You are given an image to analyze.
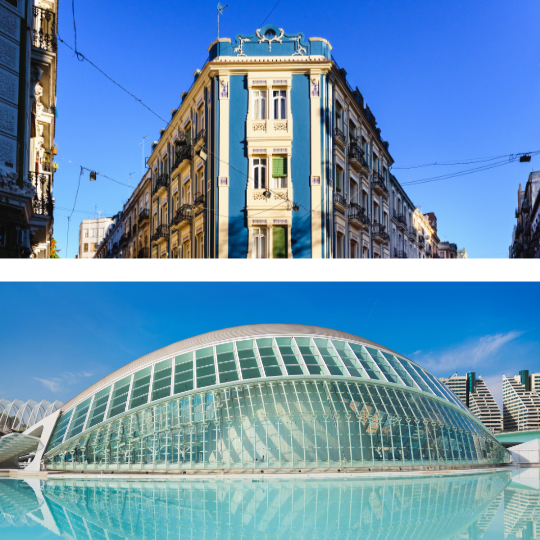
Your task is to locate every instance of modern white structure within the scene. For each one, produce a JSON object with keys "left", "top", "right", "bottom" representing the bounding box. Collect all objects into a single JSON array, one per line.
[
  {"left": 0, "top": 398, "right": 62, "bottom": 434},
  {"left": 77, "top": 217, "right": 114, "bottom": 259}
]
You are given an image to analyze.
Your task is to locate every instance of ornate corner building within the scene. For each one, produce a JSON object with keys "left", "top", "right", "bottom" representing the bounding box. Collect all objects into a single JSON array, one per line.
[
  {"left": 510, "top": 171, "right": 540, "bottom": 259},
  {"left": 96, "top": 25, "right": 461, "bottom": 259},
  {"left": 0, "top": 0, "right": 57, "bottom": 258}
]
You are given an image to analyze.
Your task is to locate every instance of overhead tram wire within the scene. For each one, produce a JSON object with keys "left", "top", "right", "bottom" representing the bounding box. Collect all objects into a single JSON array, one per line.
[{"left": 260, "top": 0, "right": 282, "bottom": 27}]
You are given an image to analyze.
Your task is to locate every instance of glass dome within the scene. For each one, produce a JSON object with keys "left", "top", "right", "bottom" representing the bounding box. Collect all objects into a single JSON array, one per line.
[{"left": 42, "top": 325, "right": 510, "bottom": 470}]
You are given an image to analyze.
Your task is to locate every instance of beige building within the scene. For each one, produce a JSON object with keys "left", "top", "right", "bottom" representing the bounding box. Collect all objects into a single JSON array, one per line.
[
  {"left": 440, "top": 372, "right": 502, "bottom": 434},
  {"left": 78, "top": 218, "right": 113, "bottom": 259},
  {"left": 503, "top": 370, "right": 540, "bottom": 432}
]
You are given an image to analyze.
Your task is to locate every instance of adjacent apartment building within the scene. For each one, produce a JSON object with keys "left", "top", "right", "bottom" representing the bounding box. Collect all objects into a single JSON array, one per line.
[
  {"left": 0, "top": 0, "right": 57, "bottom": 258},
  {"left": 510, "top": 171, "right": 540, "bottom": 259},
  {"left": 440, "top": 372, "right": 503, "bottom": 434},
  {"left": 77, "top": 217, "right": 113, "bottom": 259},
  {"left": 503, "top": 370, "right": 540, "bottom": 432},
  {"left": 95, "top": 24, "right": 460, "bottom": 259}
]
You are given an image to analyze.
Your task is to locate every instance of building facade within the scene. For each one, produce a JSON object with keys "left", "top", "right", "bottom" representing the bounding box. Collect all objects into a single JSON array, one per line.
[
  {"left": 440, "top": 373, "right": 502, "bottom": 434},
  {"left": 510, "top": 171, "right": 540, "bottom": 258},
  {"left": 439, "top": 242, "right": 458, "bottom": 259},
  {"left": 94, "top": 25, "right": 459, "bottom": 259},
  {"left": 0, "top": 0, "right": 57, "bottom": 258},
  {"left": 77, "top": 217, "right": 113, "bottom": 259},
  {"left": 39, "top": 324, "right": 508, "bottom": 472},
  {"left": 503, "top": 370, "right": 540, "bottom": 432}
]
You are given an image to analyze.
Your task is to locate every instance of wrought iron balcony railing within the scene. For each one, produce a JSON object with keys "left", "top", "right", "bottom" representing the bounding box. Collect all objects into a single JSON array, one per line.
[
  {"left": 372, "top": 171, "right": 389, "bottom": 197},
  {"left": 372, "top": 223, "right": 390, "bottom": 243},
  {"left": 194, "top": 129, "right": 206, "bottom": 147},
  {"left": 408, "top": 227, "right": 417, "bottom": 240},
  {"left": 193, "top": 192, "right": 205, "bottom": 207},
  {"left": 152, "top": 173, "right": 169, "bottom": 197},
  {"left": 333, "top": 127, "right": 346, "bottom": 146},
  {"left": 137, "top": 247, "right": 149, "bottom": 259},
  {"left": 334, "top": 191, "right": 346, "bottom": 209},
  {"left": 119, "top": 232, "right": 129, "bottom": 247},
  {"left": 151, "top": 224, "right": 169, "bottom": 242},
  {"left": 394, "top": 249, "right": 408, "bottom": 259},
  {"left": 29, "top": 172, "right": 53, "bottom": 216},
  {"left": 171, "top": 145, "right": 193, "bottom": 171},
  {"left": 32, "top": 6, "right": 57, "bottom": 52},
  {"left": 138, "top": 208, "right": 149, "bottom": 224},
  {"left": 172, "top": 204, "right": 193, "bottom": 226},
  {"left": 348, "top": 143, "right": 368, "bottom": 169},
  {"left": 348, "top": 203, "right": 370, "bottom": 227},
  {"left": 111, "top": 243, "right": 119, "bottom": 255},
  {"left": 418, "top": 234, "right": 425, "bottom": 246}
]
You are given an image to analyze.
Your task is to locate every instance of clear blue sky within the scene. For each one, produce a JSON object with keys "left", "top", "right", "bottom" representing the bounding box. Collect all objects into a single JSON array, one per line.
[
  {"left": 50, "top": 0, "right": 540, "bottom": 258},
  {"left": 1, "top": 282, "right": 539, "bottom": 408}
]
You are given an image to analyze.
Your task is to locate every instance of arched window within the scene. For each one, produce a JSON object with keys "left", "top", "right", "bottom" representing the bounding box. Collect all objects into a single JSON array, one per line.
[
  {"left": 253, "top": 158, "right": 267, "bottom": 189},
  {"left": 273, "top": 90, "right": 287, "bottom": 119},
  {"left": 252, "top": 90, "right": 267, "bottom": 120}
]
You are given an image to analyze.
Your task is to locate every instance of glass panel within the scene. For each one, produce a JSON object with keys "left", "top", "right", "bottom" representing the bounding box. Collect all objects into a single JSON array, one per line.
[
  {"left": 347, "top": 343, "right": 385, "bottom": 380},
  {"left": 332, "top": 341, "right": 365, "bottom": 378},
  {"left": 236, "top": 340, "right": 262, "bottom": 379},
  {"left": 151, "top": 359, "right": 172, "bottom": 402},
  {"left": 196, "top": 346, "right": 216, "bottom": 388},
  {"left": 313, "top": 338, "right": 346, "bottom": 376},
  {"left": 65, "top": 397, "right": 92, "bottom": 441},
  {"left": 255, "top": 338, "right": 282, "bottom": 377},
  {"left": 394, "top": 357, "right": 432, "bottom": 394},
  {"left": 107, "top": 375, "right": 132, "bottom": 419},
  {"left": 295, "top": 337, "right": 326, "bottom": 375},
  {"left": 380, "top": 352, "right": 416, "bottom": 388},
  {"left": 216, "top": 342, "right": 240, "bottom": 383},
  {"left": 129, "top": 366, "right": 152, "bottom": 410},
  {"left": 174, "top": 352, "right": 194, "bottom": 395},
  {"left": 364, "top": 346, "right": 404, "bottom": 385},
  {"left": 275, "top": 337, "right": 305, "bottom": 376},
  {"left": 45, "top": 409, "right": 73, "bottom": 451},
  {"left": 86, "top": 385, "right": 111, "bottom": 428}
]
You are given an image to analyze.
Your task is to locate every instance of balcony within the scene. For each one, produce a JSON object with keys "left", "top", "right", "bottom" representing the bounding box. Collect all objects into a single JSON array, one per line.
[
  {"left": 171, "top": 145, "right": 193, "bottom": 172},
  {"left": 138, "top": 208, "right": 149, "bottom": 225},
  {"left": 393, "top": 210, "right": 407, "bottom": 231},
  {"left": 372, "top": 223, "right": 390, "bottom": 244},
  {"left": 372, "top": 171, "right": 389, "bottom": 198},
  {"left": 418, "top": 235, "right": 425, "bottom": 247},
  {"left": 32, "top": 6, "right": 57, "bottom": 52},
  {"left": 348, "top": 143, "right": 368, "bottom": 172},
  {"left": 193, "top": 129, "right": 206, "bottom": 150},
  {"left": 408, "top": 227, "right": 417, "bottom": 241},
  {"left": 193, "top": 192, "right": 205, "bottom": 208},
  {"left": 348, "top": 203, "right": 370, "bottom": 230},
  {"left": 394, "top": 249, "right": 408, "bottom": 259},
  {"left": 111, "top": 243, "right": 119, "bottom": 256},
  {"left": 119, "top": 231, "right": 130, "bottom": 247},
  {"left": 152, "top": 174, "right": 169, "bottom": 198},
  {"left": 333, "top": 127, "right": 346, "bottom": 150},
  {"left": 151, "top": 224, "right": 169, "bottom": 243},
  {"left": 334, "top": 191, "right": 346, "bottom": 212},
  {"left": 171, "top": 204, "right": 193, "bottom": 228},
  {"left": 29, "top": 172, "right": 53, "bottom": 217},
  {"left": 137, "top": 247, "right": 150, "bottom": 259}
]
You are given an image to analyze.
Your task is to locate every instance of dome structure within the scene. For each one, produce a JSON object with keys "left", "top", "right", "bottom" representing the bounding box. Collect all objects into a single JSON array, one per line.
[
  {"left": 42, "top": 325, "right": 510, "bottom": 471},
  {"left": 0, "top": 399, "right": 62, "bottom": 435}
]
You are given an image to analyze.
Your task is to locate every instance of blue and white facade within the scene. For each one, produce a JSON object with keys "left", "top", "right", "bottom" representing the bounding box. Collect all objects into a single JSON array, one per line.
[{"left": 139, "top": 25, "right": 424, "bottom": 258}]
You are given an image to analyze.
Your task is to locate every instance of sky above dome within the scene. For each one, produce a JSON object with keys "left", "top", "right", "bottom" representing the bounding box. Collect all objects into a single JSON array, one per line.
[
  {"left": 50, "top": 0, "right": 540, "bottom": 258},
  {"left": 1, "top": 282, "right": 538, "bottom": 409}
]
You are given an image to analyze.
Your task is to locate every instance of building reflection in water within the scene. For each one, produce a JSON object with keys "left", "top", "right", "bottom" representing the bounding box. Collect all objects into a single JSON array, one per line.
[{"left": 1, "top": 471, "right": 539, "bottom": 539}]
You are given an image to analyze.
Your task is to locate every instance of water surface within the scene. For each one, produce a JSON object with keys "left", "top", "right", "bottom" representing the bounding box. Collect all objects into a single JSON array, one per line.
[{"left": 0, "top": 469, "right": 538, "bottom": 539}]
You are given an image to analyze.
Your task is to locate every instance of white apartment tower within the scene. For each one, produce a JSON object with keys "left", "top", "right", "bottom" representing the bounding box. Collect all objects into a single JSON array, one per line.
[
  {"left": 503, "top": 370, "right": 540, "bottom": 432},
  {"left": 78, "top": 218, "right": 113, "bottom": 259},
  {"left": 440, "top": 372, "right": 503, "bottom": 434}
]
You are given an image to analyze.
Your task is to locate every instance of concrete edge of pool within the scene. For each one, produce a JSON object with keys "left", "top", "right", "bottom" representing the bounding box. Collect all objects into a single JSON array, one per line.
[{"left": 1, "top": 464, "right": 521, "bottom": 481}]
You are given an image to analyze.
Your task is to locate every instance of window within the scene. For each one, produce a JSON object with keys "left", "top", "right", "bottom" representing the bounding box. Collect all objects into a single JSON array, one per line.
[
  {"left": 197, "top": 235, "right": 204, "bottom": 259},
  {"left": 336, "top": 167, "right": 343, "bottom": 192},
  {"left": 253, "top": 158, "right": 267, "bottom": 189},
  {"left": 350, "top": 179, "right": 358, "bottom": 203},
  {"left": 272, "top": 157, "right": 287, "bottom": 188},
  {"left": 273, "top": 90, "right": 287, "bottom": 119},
  {"left": 336, "top": 232, "right": 344, "bottom": 258},
  {"left": 84, "top": 243, "right": 88, "bottom": 252},
  {"left": 91, "top": 243, "right": 97, "bottom": 251},
  {"left": 273, "top": 227, "right": 287, "bottom": 258},
  {"left": 252, "top": 228, "right": 267, "bottom": 259},
  {"left": 184, "top": 241, "right": 191, "bottom": 259},
  {"left": 350, "top": 240, "right": 358, "bottom": 258},
  {"left": 252, "top": 90, "right": 267, "bottom": 120},
  {"left": 84, "top": 230, "right": 89, "bottom": 238}
]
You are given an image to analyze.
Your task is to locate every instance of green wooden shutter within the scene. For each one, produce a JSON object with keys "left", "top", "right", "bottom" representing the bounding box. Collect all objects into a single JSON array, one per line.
[
  {"left": 273, "top": 227, "right": 287, "bottom": 259},
  {"left": 272, "top": 157, "right": 287, "bottom": 178}
]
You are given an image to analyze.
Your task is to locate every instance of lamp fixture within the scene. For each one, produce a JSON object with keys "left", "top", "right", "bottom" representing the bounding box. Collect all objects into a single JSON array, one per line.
[
  {"left": 520, "top": 154, "right": 531, "bottom": 163},
  {"left": 263, "top": 189, "right": 271, "bottom": 199},
  {"left": 90, "top": 171, "right": 97, "bottom": 181}
]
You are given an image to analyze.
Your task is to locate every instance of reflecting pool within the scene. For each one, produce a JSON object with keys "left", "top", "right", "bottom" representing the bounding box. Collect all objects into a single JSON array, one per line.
[{"left": 0, "top": 469, "right": 539, "bottom": 539}]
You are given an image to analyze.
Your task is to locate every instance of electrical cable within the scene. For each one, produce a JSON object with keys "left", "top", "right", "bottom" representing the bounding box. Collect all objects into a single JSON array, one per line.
[
  {"left": 260, "top": 0, "right": 282, "bottom": 27},
  {"left": 392, "top": 152, "right": 532, "bottom": 170}
]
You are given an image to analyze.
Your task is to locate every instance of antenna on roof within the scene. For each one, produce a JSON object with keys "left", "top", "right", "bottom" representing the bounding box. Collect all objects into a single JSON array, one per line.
[{"left": 217, "top": 3, "right": 228, "bottom": 39}]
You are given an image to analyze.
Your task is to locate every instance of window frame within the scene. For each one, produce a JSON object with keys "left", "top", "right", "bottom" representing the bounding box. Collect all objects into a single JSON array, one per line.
[
  {"left": 252, "top": 157, "right": 267, "bottom": 189},
  {"left": 252, "top": 89, "right": 267, "bottom": 120},
  {"left": 252, "top": 227, "right": 267, "bottom": 259},
  {"left": 272, "top": 89, "right": 287, "bottom": 120}
]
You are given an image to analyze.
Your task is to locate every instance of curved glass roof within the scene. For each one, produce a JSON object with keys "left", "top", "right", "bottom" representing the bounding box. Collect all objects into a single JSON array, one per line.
[
  {"left": 47, "top": 326, "right": 476, "bottom": 452},
  {"left": 0, "top": 399, "right": 62, "bottom": 434}
]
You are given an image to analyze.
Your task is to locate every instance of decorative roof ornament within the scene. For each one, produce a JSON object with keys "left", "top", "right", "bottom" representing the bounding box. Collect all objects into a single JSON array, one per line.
[{"left": 256, "top": 27, "right": 284, "bottom": 52}]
